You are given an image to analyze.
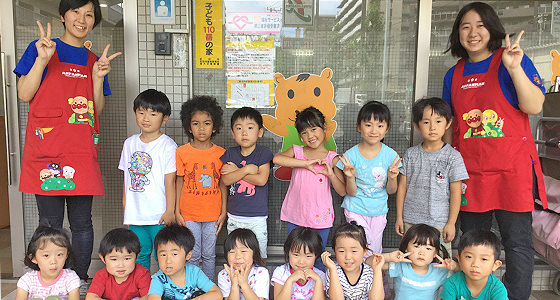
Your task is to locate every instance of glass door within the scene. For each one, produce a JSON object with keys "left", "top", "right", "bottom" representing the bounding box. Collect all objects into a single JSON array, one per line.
[{"left": 189, "top": 0, "right": 420, "bottom": 248}]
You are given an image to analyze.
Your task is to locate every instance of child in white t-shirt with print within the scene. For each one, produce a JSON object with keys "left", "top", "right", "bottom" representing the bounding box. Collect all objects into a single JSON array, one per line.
[
  {"left": 218, "top": 229, "right": 270, "bottom": 300},
  {"left": 119, "top": 89, "right": 177, "bottom": 271}
]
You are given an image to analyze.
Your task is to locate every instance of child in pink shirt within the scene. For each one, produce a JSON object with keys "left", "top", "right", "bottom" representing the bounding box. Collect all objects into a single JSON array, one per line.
[{"left": 273, "top": 107, "right": 346, "bottom": 270}]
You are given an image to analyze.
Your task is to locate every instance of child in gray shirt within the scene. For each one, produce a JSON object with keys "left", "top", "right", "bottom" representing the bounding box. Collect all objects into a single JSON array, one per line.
[{"left": 395, "top": 97, "right": 469, "bottom": 255}]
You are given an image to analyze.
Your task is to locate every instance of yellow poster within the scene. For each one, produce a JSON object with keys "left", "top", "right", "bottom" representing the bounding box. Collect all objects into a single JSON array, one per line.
[
  {"left": 195, "top": 0, "right": 223, "bottom": 68},
  {"left": 226, "top": 36, "right": 275, "bottom": 107}
]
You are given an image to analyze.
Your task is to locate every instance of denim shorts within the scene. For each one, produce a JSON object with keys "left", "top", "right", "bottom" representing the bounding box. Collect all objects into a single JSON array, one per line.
[{"left": 227, "top": 218, "right": 268, "bottom": 258}]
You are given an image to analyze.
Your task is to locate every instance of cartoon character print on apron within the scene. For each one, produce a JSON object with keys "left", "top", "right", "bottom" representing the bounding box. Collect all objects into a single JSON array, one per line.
[
  {"left": 19, "top": 50, "right": 104, "bottom": 195},
  {"left": 450, "top": 48, "right": 547, "bottom": 212}
]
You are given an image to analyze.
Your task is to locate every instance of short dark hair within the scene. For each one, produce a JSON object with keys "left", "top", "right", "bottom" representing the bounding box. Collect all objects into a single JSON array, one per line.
[
  {"left": 154, "top": 224, "right": 195, "bottom": 254},
  {"left": 25, "top": 224, "right": 76, "bottom": 271},
  {"left": 180, "top": 95, "right": 223, "bottom": 139},
  {"left": 283, "top": 227, "right": 322, "bottom": 262},
  {"left": 224, "top": 228, "right": 265, "bottom": 267},
  {"left": 357, "top": 101, "right": 391, "bottom": 129},
  {"left": 399, "top": 223, "right": 450, "bottom": 259},
  {"left": 59, "top": 0, "right": 102, "bottom": 29},
  {"left": 332, "top": 221, "right": 368, "bottom": 251},
  {"left": 446, "top": 2, "right": 505, "bottom": 59},
  {"left": 231, "top": 107, "right": 263, "bottom": 129},
  {"left": 412, "top": 97, "right": 452, "bottom": 125},
  {"left": 457, "top": 229, "right": 501, "bottom": 260},
  {"left": 295, "top": 106, "right": 326, "bottom": 133},
  {"left": 133, "top": 89, "right": 171, "bottom": 116},
  {"left": 98, "top": 228, "right": 141, "bottom": 257}
]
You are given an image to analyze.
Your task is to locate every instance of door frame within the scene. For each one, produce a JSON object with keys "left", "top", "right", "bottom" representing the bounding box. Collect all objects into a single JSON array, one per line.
[{"left": 0, "top": 0, "right": 26, "bottom": 277}]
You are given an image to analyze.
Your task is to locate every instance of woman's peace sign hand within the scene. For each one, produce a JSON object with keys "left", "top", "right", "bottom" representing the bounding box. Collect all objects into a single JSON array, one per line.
[
  {"left": 35, "top": 21, "right": 56, "bottom": 63},
  {"left": 502, "top": 30, "right": 525, "bottom": 71},
  {"left": 92, "top": 44, "right": 122, "bottom": 80}
]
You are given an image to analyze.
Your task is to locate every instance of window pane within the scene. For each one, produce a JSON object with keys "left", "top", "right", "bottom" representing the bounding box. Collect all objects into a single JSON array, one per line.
[{"left": 193, "top": 0, "right": 419, "bottom": 247}]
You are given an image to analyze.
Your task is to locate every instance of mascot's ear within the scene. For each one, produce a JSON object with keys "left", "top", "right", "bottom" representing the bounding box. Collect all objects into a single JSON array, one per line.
[
  {"left": 274, "top": 73, "right": 285, "bottom": 85},
  {"left": 551, "top": 50, "right": 559, "bottom": 58},
  {"left": 320, "top": 68, "right": 333, "bottom": 80}
]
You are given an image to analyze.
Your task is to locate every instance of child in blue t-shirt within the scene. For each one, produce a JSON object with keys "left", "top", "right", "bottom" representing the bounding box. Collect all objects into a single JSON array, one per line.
[
  {"left": 220, "top": 107, "right": 273, "bottom": 260},
  {"left": 148, "top": 224, "right": 222, "bottom": 300},
  {"left": 439, "top": 229, "right": 507, "bottom": 300},
  {"left": 375, "top": 224, "right": 458, "bottom": 300}
]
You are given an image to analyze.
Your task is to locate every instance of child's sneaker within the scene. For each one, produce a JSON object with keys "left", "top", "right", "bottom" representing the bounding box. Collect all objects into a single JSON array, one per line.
[{"left": 79, "top": 279, "right": 90, "bottom": 297}]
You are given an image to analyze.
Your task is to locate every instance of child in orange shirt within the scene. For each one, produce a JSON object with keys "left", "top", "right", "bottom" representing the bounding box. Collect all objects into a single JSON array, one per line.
[{"left": 175, "top": 95, "right": 227, "bottom": 281}]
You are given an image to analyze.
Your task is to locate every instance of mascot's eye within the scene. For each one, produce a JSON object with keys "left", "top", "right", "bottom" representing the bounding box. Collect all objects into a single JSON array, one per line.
[
  {"left": 314, "top": 87, "right": 321, "bottom": 97},
  {"left": 288, "top": 89, "right": 294, "bottom": 99}
]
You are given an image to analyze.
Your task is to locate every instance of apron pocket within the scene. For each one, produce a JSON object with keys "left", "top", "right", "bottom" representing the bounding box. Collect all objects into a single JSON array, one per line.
[
  {"left": 32, "top": 108, "right": 63, "bottom": 118},
  {"left": 458, "top": 136, "right": 525, "bottom": 175}
]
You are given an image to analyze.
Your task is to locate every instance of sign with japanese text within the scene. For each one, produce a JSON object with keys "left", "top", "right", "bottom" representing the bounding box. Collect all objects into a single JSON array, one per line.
[
  {"left": 195, "top": 0, "right": 223, "bottom": 68},
  {"left": 226, "top": 36, "right": 275, "bottom": 107},
  {"left": 226, "top": 12, "right": 282, "bottom": 34}
]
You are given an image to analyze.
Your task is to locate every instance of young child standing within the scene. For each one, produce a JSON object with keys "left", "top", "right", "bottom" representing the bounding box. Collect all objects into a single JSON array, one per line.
[
  {"left": 119, "top": 89, "right": 177, "bottom": 271},
  {"left": 336, "top": 101, "right": 401, "bottom": 254},
  {"left": 176, "top": 95, "right": 227, "bottom": 281},
  {"left": 395, "top": 97, "right": 468, "bottom": 255},
  {"left": 86, "top": 228, "right": 151, "bottom": 300},
  {"left": 273, "top": 106, "right": 346, "bottom": 267},
  {"left": 16, "top": 225, "right": 80, "bottom": 300},
  {"left": 14, "top": 0, "right": 121, "bottom": 288},
  {"left": 218, "top": 229, "right": 270, "bottom": 300},
  {"left": 380, "top": 224, "right": 457, "bottom": 300},
  {"left": 439, "top": 229, "right": 507, "bottom": 300},
  {"left": 148, "top": 224, "right": 223, "bottom": 300},
  {"left": 321, "top": 222, "right": 384, "bottom": 300},
  {"left": 272, "top": 227, "right": 326, "bottom": 300},
  {"left": 220, "top": 107, "right": 273, "bottom": 260}
]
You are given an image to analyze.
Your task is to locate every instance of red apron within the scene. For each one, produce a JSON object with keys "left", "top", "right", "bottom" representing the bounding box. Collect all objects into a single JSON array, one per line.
[
  {"left": 450, "top": 48, "right": 547, "bottom": 212},
  {"left": 19, "top": 50, "right": 104, "bottom": 195}
]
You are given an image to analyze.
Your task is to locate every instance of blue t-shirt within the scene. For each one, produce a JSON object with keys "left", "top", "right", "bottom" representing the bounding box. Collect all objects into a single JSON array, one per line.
[
  {"left": 388, "top": 262, "right": 451, "bottom": 300},
  {"left": 14, "top": 38, "right": 111, "bottom": 96},
  {"left": 439, "top": 272, "right": 508, "bottom": 300},
  {"left": 148, "top": 264, "right": 215, "bottom": 299},
  {"left": 336, "top": 143, "right": 401, "bottom": 216},
  {"left": 220, "top": 144, "right": 273, "bottom": 217},
  {"left": 442, "top": 52, "right": 544, "bottom": 113}
]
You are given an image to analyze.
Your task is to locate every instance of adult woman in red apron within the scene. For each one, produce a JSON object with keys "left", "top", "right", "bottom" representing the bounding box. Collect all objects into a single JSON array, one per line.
[
  {"left": 13, "top": 0, "right": 120, "bottom": 291},
  {"left": 442, "top": 3, "right": 547, "bottom": 300}
]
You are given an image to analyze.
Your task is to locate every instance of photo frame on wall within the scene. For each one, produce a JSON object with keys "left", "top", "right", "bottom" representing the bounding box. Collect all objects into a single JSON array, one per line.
[{"left": 150, "top": 0, "right": 176, "bottom": 24}]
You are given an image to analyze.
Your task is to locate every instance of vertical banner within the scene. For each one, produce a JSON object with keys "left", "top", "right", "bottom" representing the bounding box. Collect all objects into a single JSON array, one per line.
[{"left": 195, "top": 0, "right": 223, "bottom": 68}]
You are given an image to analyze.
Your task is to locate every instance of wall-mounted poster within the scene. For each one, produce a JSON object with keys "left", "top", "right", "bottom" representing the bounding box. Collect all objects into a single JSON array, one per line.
[
  {"left": 226, "top": 12, "right": 282, "bottom": 34},
  {"left": 195, "top": 0, "right": 223, "bottom": 68},
  {"left": 150, "top": 0, "right": 176, "bottom": 24},
  {"left": 283, "top": 0, "right": 314, "bottom": 26},
  {"left": 226, "top": 36, "right": 275, "bottom": 107}
]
